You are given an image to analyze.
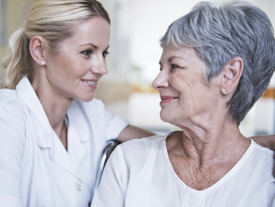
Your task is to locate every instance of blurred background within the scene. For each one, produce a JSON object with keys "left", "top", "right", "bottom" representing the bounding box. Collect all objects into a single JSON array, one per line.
[{"left": 1, "top": 0, "right": 275, "bottom": 136}]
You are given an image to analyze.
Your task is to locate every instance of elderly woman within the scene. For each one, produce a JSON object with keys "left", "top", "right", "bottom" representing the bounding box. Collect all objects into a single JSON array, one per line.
[{"left": 91, "top": 1, "right": 275, "bottom": 206}]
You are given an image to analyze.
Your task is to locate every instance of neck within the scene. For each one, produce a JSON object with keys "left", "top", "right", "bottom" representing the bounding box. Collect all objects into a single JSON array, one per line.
[
  {"left": 32, "top": 72, "right": 72, "bottom": 135},
  {"left": 167, "top": 116, "right": 250, "bottom": 170}
]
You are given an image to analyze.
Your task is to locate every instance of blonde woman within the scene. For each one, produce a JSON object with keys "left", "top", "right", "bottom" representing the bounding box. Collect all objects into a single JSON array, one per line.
[{"left": 0, "top": 0, "right": 153, "bottom": 206}]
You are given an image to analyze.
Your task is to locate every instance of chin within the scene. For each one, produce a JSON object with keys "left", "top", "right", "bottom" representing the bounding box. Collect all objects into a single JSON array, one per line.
[
  {"left": 160, "top": 111, "right": 171, "bottom": 123},
  {"left": 76, "top": 94, "right": 95, "bottom": 102}
]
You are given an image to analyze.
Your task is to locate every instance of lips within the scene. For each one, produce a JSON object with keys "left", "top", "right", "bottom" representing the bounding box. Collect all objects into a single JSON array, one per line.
[
  {"left": 81, "top": 79, "right": 98, "bottom": 89},
  {"left": 160, "top": 96, "right": 178, "bottom": 105}
]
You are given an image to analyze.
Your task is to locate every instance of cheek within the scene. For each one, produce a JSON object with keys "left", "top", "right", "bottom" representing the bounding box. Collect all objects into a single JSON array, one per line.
[
  {"left": 51, "top": 58, "right": 82, "bottom": 81},
  {"left": 173, "top": 72, "right": 196, "bottom": 106}
]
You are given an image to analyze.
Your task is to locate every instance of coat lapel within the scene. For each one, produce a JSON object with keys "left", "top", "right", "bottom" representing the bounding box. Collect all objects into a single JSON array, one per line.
[
  {"left": 66, "top": 113, "right": 86, "bottom": 170},
  {"left": 49, "top": 132, "right": 82, "bottom": 181},
  {"left": 66, "top": 99, "right": 107, "bottom": 172},
  {"left": 66, "top": 101, "right": 90, "bottom": 170}
]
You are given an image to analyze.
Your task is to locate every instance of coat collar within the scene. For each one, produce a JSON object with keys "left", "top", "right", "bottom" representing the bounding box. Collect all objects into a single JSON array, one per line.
[
  {"left": 15, "top": 76, "right": 92, "bottom": 145},
  {"left": 15, "top": 76, "right": 87, "bottom": 181},
  {"left": 16, "top": 76, "right": 53, "bottom": 147}
]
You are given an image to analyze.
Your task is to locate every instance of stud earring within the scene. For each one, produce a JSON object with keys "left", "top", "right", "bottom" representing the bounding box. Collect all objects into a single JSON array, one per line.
[
  {"left": 41, "top": 61, "right": 46, "bottom": 65},
  {"left": 222, "top": 88, "right": 226, "bottom": 93}
]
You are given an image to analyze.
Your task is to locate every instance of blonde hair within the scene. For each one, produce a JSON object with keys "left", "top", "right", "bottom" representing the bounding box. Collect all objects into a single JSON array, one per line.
[{"left": 0, "top": 0, "right": 110, "bottom": 89}]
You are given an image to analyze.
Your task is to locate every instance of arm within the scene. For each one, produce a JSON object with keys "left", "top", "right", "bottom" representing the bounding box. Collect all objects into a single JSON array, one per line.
[
  {"left": 104, "top": 109, "right": 155, "bottom": 143},
  {"left": 117, "top": 125, "right": 155, "bottom": 142},
  {"left": 251, "top": 135, "right": 275, "bottom": 151},
  {"left": 91, "top": 146, "right": 125, "bottom": 207}
]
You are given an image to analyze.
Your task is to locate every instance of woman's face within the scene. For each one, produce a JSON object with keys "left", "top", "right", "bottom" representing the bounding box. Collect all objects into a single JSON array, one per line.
[
  {"left": 45, "top": 17, "right": 110, "bottom": 102},
  {"left": 152, "top": 46, "right": 220, "bottom": 126}
]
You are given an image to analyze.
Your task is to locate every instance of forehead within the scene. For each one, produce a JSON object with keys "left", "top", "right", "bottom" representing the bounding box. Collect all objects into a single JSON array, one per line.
[
  {"left": 160, "top": 46, "right": 198, "bottom": 62},
  {"left": 64, "top": 17, "right": 110, "bottom": 48}
]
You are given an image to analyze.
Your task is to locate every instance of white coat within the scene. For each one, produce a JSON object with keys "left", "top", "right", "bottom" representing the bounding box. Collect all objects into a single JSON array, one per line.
[{"left": 0, "top": 76, "right": 129, "bottom": 207}]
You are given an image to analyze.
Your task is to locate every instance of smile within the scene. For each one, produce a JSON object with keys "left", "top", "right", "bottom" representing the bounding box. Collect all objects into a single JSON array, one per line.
[
  {"left": 160, "top": 96, "right": 178, "bottom": 105},
  {"left": 81, "top": 79, "right": 98, "bottom": 89},
  {"left": 83, "top": 80, "right": 97, "bottom": 84}
]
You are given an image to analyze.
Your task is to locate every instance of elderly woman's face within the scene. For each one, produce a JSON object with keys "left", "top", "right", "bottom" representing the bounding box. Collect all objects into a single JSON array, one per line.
[{"left": 152, "top": 46, "right": 220, "bottom": 126}]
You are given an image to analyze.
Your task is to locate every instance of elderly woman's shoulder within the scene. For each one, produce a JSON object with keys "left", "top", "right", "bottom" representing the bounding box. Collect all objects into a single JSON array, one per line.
[
  {"left": 123, "top": 134, "right": 166, "bottom": 147},
  {"left": 118, "top": 134, "right": 167, "bottom": 156},
  {"left": 250, "top": 139, "right": 274, "bottom": 158},
  {"left": 110, "top": 134, "right": 167, "bottom": 170}
]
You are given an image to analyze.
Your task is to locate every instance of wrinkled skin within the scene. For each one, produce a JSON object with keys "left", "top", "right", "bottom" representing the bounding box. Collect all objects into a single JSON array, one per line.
[{"left": 152, "top": 46, "right": 225, "bottom": 135}]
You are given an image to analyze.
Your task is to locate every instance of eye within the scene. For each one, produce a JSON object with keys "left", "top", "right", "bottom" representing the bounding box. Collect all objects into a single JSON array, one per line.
[
  {"left": 171, "top": 64, "right": 179, "bottom": 70},
  {"left": 103, "top": 51, "right": 109, "bottom": 58},
  {"left": 81, "top": 49, "right": 92, "bottom": 56}
]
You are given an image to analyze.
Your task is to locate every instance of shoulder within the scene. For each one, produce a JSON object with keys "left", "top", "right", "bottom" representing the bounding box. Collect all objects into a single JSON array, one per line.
[
  {"left": 0, "top": 88, "right": 31, "bottom": 141},
  {"left": 0, "top": 88, "right": 20, "bottom": 106},
  {"left": 119, "top": 134, "right": 165, "bottom": 152},
  {"left": 112, "top": 135, "right": 166, "bottom": 166},
  {"left": 0, "top": 89, "right": 27, "bottom": 151},
  {"left": 245, "top": 139, "right": 275, "bottom": 180},
  {"left": 250, "top": 139, "right": 274, "bottom": 159},
  {"left": 0, "top": 88, "right": 29, "bottom": 125}
]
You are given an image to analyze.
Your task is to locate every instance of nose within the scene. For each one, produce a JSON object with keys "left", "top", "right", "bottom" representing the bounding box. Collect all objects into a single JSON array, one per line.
[
  {"left": 90, "top": 56, "right": 108, "bottom": 76},
  {"left": 152, "top": 70, "right": 169, "bottom": 90}
]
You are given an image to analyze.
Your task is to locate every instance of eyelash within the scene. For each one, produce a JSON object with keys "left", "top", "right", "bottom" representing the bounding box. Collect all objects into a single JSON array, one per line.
[
  {"left": 81, "top": 50, "right": 110, "bottom": 59},
  {"left": 81, "top": 50, "right": 92, "bottom": 56},
  {"left": 103, "top": 51, "right": 109, "bottom": 58},
  {"left": 171, "top": 64, "right": 180, "bottom": 70},
  {"left": 159, "top": 64, "right": 180, "bottom": 71}
]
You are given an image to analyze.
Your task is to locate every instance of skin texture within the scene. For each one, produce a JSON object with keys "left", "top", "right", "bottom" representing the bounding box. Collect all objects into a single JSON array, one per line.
[{"left": 152, "top": 46, "right": 250, "bottom": 190}]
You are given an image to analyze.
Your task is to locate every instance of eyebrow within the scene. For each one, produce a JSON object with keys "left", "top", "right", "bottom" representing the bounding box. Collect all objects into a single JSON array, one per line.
[
  {"left": 80, "top": 43, "right": 110, "bottom": 51},
  {"left": 159, "top": 56, "right": 186, "bottom": 65},
  {"left": 105, "top": 45, "right": 110, "bottom": 51},
  {"left": 80, "top": 43, "right": 98, "bottom": 49},
  {"left": 168, "top": 56, "right": 186, "bottom": 62}
]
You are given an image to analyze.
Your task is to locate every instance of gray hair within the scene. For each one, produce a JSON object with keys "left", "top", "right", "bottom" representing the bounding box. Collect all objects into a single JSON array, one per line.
[{"left": 160, "top": 1, "right": 275, "bottom": 125}]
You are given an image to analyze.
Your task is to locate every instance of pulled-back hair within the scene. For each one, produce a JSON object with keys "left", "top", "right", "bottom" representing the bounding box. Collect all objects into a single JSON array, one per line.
[
  {"left": 160, "top": 1, "right": 275, "bottom": 125},
  {"left": 1, "top": 0, "right": 110, "bottom": 89}
]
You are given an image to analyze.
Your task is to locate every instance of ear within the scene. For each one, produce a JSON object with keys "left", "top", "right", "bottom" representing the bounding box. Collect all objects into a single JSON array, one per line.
[
  {"left": 220, "top": 57, "right": 243, "bottom": 95},
  {"left": 29, "top": 35, "right": 47, "bottom": 66}
]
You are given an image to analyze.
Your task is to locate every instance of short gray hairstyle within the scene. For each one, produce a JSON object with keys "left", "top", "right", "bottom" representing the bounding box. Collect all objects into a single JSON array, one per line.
[{"left": 160, "top": 1, "right": 275, "bottom": 125}]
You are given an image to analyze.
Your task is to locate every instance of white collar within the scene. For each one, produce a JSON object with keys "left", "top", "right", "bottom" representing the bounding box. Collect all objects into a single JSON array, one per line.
[
  {"left": 16, "top": 76, "right": 53, "bottom": 147},
  {"left": 16, "top": 76, "right": 86, "bottom": 179}
]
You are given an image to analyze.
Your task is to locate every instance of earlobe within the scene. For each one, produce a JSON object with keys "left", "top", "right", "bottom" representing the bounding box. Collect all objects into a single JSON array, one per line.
[
  {"left": 29, "top": 35, "right": 47, "bottom": 66},
  {"left": 220, "top": 57, "right": 243, "bottom": 95}
]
